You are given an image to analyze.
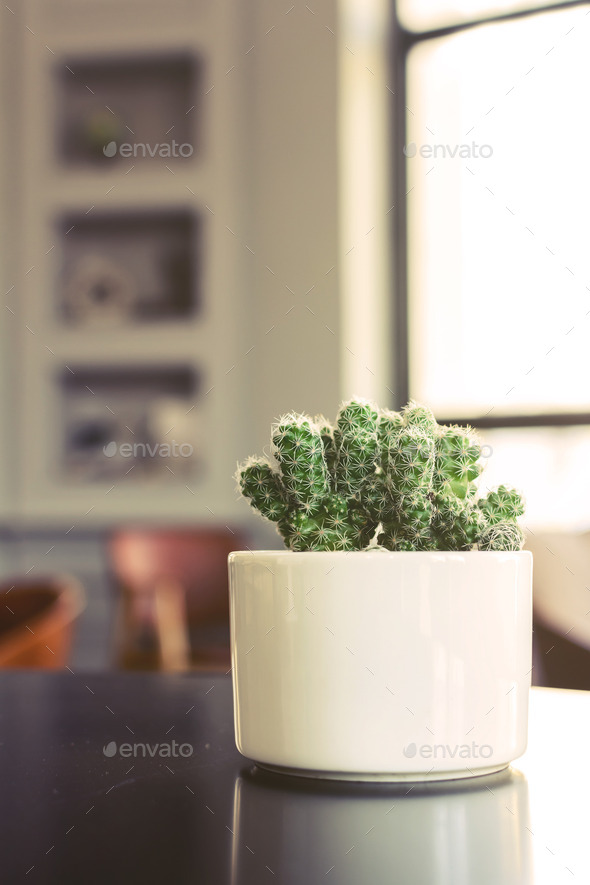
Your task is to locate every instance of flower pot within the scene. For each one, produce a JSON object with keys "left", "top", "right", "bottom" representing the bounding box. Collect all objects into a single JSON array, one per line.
[
  {"left": 228, "top": 550, "right": 532, "bottom": 782},
  {"left": 0, "top": 576, "right": 85, "bottom": 668}
]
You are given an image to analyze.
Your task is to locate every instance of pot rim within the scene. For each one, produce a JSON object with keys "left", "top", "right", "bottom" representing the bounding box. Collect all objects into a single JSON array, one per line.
[{"left": 229, "top": 549, "right": 532, "bottom": 562}]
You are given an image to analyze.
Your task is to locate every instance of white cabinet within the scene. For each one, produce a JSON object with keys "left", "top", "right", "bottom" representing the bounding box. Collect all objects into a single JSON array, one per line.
[
  {"left": 0, "top": 0, "right": 365, "bottom": 530},
  {"left": 8, "top": 0, "right": 250, "bottom": 525}
]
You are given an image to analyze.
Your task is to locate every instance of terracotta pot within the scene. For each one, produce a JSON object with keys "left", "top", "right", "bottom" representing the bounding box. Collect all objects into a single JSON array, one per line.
[{"left": 0, "top": 577, "right": 85, "bottom": 668}]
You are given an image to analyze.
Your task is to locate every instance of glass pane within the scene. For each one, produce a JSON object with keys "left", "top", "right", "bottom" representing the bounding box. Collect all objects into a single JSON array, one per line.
[
  {"left": 398, "top": 0, "right": 577, "bottom": 33},
  {"left": 406, "top": 5, "right": 590, "bottom": 417},
  {"left": 479, "top": 426, "right": 590, "bottom": 530}
]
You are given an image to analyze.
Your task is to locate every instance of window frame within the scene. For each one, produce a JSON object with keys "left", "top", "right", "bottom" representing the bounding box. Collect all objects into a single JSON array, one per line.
[{"left": 390, "top": 0, "right": 590, "bottom": 429}]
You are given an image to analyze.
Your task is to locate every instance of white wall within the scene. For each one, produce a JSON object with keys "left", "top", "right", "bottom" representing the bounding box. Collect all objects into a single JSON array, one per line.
[
  {"left": 0, "top": 6, "right": 20, "bottom": 520},
  {"left": 0, "top": 0, "right": 393, "bottom": 526},
  {"left": 243, "top": 0, "right": 342, "bottom": 453}
]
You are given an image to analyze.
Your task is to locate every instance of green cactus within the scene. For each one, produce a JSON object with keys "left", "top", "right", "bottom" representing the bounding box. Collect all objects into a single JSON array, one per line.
[
  {"left": 315, "top": 415, "right": 337, "bottom": 478},
  {"left": 333, "top": 399, "right": 379, "bottom": 497},
  {"left": 271, "top": 414, "right": 329, "bottom": 510},
  {"left": 478, "top": 522, "right": 526, "bottom": 551},
  {"left": 401, "top": 400, "right": 438, "bottom": 433},
  {"left": 477, "top": 485, "right": 525, "bottom": 525},
  {"left": 236, "top": 398, "right": 526, "bottom": 552},
  {"left": 434, "top": 426, "right": 483, "bottom": 500},
  {"left": 238, "top": 457, "right": 289, "bottom": 523}
]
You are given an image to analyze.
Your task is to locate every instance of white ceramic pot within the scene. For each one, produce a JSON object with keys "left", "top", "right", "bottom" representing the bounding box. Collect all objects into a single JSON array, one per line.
[{"left": 228, "top": 550, "right": 532, "bottom": 782}]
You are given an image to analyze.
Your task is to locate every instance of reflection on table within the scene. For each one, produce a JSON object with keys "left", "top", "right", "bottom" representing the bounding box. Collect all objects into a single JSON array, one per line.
[{"left": 231, "top": 765, "right": 531, "bottom": 885}]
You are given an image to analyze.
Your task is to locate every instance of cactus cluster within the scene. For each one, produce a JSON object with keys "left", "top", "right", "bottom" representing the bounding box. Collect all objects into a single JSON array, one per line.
[{"left": 236, "top": 399, "right": 525, "bottom": 552}]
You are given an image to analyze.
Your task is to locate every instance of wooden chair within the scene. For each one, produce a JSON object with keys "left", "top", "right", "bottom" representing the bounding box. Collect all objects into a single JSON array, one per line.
[
  {"left": 526, "top": 531, "right": 590, "bottom": 690},
  {"left": 0, "top": 577, "right": 85, "bottom": 668},
  {"left": 109, "top": 528, "right": 242, "bottom": 672}
]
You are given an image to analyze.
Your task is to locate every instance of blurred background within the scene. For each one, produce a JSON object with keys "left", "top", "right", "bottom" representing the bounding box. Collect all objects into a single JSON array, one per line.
[{"left": 0, "top": 0, "right": 588, "bottom": 683}]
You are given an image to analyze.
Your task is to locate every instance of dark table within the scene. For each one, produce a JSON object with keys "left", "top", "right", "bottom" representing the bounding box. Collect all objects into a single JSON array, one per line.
[{"left": 0, "top": 674, "right": 587, "bottom": 884}]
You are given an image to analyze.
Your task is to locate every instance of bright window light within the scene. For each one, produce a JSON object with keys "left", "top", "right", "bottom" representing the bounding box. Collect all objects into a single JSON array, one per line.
[
  {"left": 479, "top": 427, "right": 590, "bottom": 530},
  {"left": 406, "top": 4, "right": 590, "bottom": 418}
]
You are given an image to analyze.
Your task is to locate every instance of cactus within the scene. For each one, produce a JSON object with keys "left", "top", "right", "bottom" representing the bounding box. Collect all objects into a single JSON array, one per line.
[
  {"left": 478, "top": 522, "right": 526, "bottom": 551},
  {"left": 236, "top": 398, "right": 525, "bottom": 552}
]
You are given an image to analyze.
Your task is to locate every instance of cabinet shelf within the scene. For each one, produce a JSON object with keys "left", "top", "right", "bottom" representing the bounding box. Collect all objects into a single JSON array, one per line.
[
  {"left": 60, "top": 364, "right": 201, "bottom": 485},
  {"left": 14, "top": 0, "right": 246, "bottom": 523},
  {"left": 45, "top": 168, "right": 210, "bottom": 211},
  {"left": 57, "top": 208, "right": 201, "bottom": 326},
  {"left": 58, "top": 53, "right": 201, "bottom": 168},
  {"left": 44, "top": 322, "right": 209, "bottom": 359}
]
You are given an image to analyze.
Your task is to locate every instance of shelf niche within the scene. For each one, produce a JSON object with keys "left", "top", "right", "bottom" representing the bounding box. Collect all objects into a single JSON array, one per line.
[
  {"left": 58, "top": 54, "right": 201, "bottom": 166},
  {"left": 60, "top": 365, "right": 200, "bottom": 483},
  {"left": 58, "top": 210, "right": 200, "bottom": 325}
]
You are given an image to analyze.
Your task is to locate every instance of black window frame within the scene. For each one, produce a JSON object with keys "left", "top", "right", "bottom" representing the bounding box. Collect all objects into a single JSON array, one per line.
[{"left": 390, "top": 0, "right": 590, "bottom": 429}]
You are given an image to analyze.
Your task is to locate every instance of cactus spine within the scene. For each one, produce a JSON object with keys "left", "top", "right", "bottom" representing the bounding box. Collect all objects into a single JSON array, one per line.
[{"left": 236, "top": 399, "right": 525, "bottom": 552}]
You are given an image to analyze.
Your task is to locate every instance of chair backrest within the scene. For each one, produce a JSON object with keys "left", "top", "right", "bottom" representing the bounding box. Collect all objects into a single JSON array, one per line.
[
  {"left": 526, "top": 530, "right": 590, "bottom": 651},
  {"left": 109, "top": 528, "right": 242, "bottom": 622},
  {"left": 0, "top": 577, "right": 85, "bottom": 668}
]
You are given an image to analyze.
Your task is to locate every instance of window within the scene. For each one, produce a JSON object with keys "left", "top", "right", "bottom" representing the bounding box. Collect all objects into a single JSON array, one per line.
[{"left": 393, "top": 0, "right": 590, "bottom": 528}]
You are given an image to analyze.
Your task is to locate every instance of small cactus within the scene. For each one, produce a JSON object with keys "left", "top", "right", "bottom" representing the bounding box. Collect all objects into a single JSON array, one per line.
[
  {"left": 236, "top": 398, "right": 525, "bottom": 552},
  {"left": 478, "top": 522, "right": 526, "bottom": 551}
]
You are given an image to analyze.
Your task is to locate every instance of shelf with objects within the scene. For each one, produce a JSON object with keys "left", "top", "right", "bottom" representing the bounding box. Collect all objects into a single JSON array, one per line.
[
  {"left": 58, "top": 209, "right": 201, "bottom": 328},
  {"left": 60, "top": 364, "right": 201, "bottom": 485},
  {"left": 57, "top": 53, "right": 202, "bottom": 169},
  {"left": 13, "top": 0, "right": 248, "bottom": 525}
]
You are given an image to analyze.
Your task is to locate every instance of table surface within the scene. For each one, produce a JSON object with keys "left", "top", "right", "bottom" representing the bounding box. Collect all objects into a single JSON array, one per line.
[{"left": 0, "top": 674, "right": 588, "bottom": 885}]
